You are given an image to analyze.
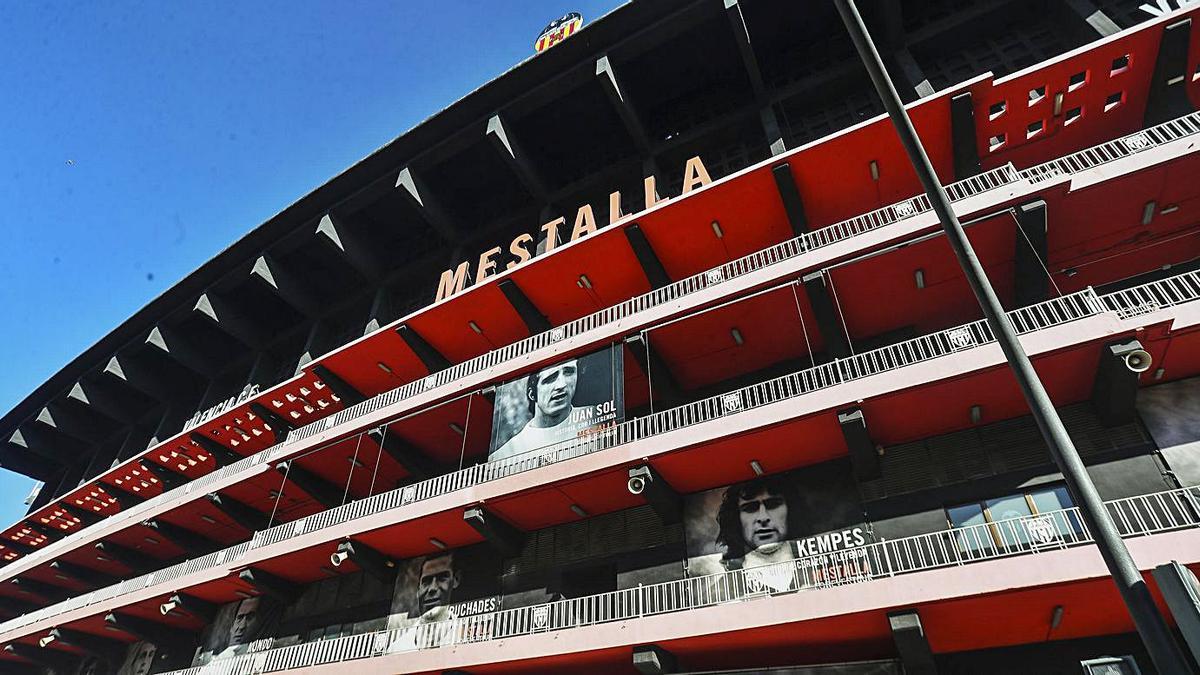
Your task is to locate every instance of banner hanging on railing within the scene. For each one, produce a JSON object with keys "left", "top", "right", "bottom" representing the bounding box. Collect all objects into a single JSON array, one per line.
[
  {"left": 487, "top": 345, "right": 624, "bottom": 461},
  {"left": 683, "top": 459, "right": 872, "bottom": 592}
]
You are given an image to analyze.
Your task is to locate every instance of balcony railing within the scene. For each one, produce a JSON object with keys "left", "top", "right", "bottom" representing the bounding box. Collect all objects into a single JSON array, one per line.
[
  {"left": 4, "top": 110, "right": 1200, "bottom": 607},
  {"left": 1, "top": 273, "right": 1170, "bottom": 638},
  {"left": 158, "top": 485, "right": 1200, "bottom": 675}
]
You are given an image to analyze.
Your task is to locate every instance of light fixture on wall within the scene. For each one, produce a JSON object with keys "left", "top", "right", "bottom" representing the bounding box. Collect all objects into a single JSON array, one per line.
[
  {"left": 429, "top": 537, "right": 447, "bottom": 550},
  {"left": 749, "top": 460, "right": 764, "bottom": 476},
  {"left": 731, "top": 328, "right": 744, "bottom": 346},
  {"left": 970, "top": 405, "right": 983, "bottom": 424},
  {"left": 711, "top": 220, "right": 724, "bottom": 239}
]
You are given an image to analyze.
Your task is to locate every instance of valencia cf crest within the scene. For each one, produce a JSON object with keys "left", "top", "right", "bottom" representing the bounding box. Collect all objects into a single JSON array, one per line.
[{"left": 535, "top": 12, "right": 583, "bottom": 53}]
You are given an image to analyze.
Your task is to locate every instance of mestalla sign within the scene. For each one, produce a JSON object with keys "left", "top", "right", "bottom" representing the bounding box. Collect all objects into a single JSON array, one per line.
[{"left": 434, "top": 155, "right": 713, "bottom": 302}]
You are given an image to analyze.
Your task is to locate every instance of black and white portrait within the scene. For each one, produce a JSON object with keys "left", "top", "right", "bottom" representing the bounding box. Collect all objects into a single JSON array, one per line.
[
  {"left": 684, "top": 460, "right": 871, "bottom": 592},
  {"left": 388, "top": 545, "right": 500, "bottom": 628},
  {"left": 488, "top": 346, "right": 623, "bottom": 461},
  {"left": 116, "top": 640, "right": 157, "bottom": 675},
  {"left": 193, "top": 595, "right": 282, "bottom": 666}
]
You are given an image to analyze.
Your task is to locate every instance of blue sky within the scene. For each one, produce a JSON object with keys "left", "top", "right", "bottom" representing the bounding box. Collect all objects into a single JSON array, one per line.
[{"left": 0, "top": 1, "right": 622, "bottom": 526}]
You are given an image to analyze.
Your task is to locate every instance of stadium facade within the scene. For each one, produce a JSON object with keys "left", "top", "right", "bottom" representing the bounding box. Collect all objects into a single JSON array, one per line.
[{"left": 2, "top": 1, "right": 1200, "bottom": 673}]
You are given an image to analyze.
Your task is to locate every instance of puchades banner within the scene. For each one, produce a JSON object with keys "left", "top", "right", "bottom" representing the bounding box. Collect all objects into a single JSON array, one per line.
[
  {"left": 387, "top": 544, "right": 502, "bottom": 650},
  {"left": 683, "top": 459, "right": 872, "bottom": 593},
  {"left": 1137, "top": 375, "right": 1200, "bottom": 485},
  {"left": 192, "top": 595, "right": 286, "bottom": 666},
  {"left": 488, "top": 345, "right": 624, "bottom": 461}
]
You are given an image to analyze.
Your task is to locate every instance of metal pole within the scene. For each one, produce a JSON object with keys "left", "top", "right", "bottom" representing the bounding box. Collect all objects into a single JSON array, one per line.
[{"left": 830, "top": 1, "right": 1190, "bottom": 672}]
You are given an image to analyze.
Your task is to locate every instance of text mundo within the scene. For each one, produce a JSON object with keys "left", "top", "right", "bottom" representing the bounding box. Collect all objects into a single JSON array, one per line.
[{"left": 435, "top": 156, "right": 714, "bottom": 302}]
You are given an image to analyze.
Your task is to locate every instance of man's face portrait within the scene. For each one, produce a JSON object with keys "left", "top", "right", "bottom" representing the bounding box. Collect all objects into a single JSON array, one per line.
[
  {"left": 738, "top": 486, "right": 789, "bottom": 549},
  {"left": 229, "top": 596, "right": 261, "bottom": 645},
  {"left": 531, "top": 360, "right": 578, "bottom": 423},
  {"left": 417, "top": 554, "right": 460, "bottom": 614},
  {"left": 128, "top": 641, "right": 156, "bottom": 675}
]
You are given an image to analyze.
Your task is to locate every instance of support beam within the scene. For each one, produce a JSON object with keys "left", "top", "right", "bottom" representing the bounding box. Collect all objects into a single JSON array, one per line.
[
  {"left": 839, "top": 407, "right": 881, "bottom": 481},
  {"left": 295, "top": 319, "right": 331, "bottom": 375},
  {"left": 4, "top": 643, "right": 75, "bottom": 672},
  {"left": 771, "top": 163, "right": 809, "bottom": 236},
  {"left": 487, "top": 114, "right": 550, "bottom": 202},
  {"left": 78, "top": 439, "right": 120, "bottom": 488},
  {"left": 34, "top": 403, "right": 110, "bottom": 447},
  {"left": 10, "top": 577, "right": 68, "bottom": 603},
  {"left": 626, "top": 465, "right": 682, "bottom": 524},
  {"left": 1013, "top": 199, "right": 1049, "bottom": 308},
  {"left": 332, "top": 539, "right": 396, "bottom": 584},
  {"left": 49, "top": 560, "right": 118, "bottom": 587},
  {"left": 248, "top": 403, "right": 294, "bottom": 443},
  {"left": 0, "top": 597, "right": 36, "bottom": 617},
  {"left": 1152, "top": 562, "right": 1200, "bottom": 666},
  {"left": 161, "top": 592, "right": 219, "bottom": 621},
  {"left": 315, "top": 213, "right": 385, "bottom": 282},
  {"left": 140, "top": 460, "right": 187, "bottom": 491},
  {"left": 193, "top": 292, "right": 268, "bottom": 349},
  {"left": 888, "top": 610, "right": 937, "bottom": 675},
  {"left": 1145, "top": 18, "right": 1194, "bottom": 127},
  {"left": 623, "top": 223, "right": 671, "bottom": 290},
  {"left": 626, "top": 334, "right": 684, "bottom": 408},
  {"left": 498, "top": 279, "right": 552, "bottom": 334},
  {"left": 311, "top": 364, "right": 367, "bottom": 406},
  {"left": 189, "top": 432, "right": 242, "bottom": 466},
  {"left": 395, "top": 325, "right": 452, "bottom": 374},
  {"left": 94, "top": 541, "right": 155, "bottom": 572},
  {"left": 892, "top": 49, "right": 935, "bottom": 100},
  {"left": 801, "top": 270, "right": 851, "bottom": 359},
  {"left": 724, "top": 0, "right": 765, "bottom": 97},
  {"left": 632, "top": 644, "right": 678, "bottom": 675},
  {"left": 142, "top": 518, "right": 217, "bottom": 554},
  {"left": 1091, "top": 339, "right": 1149, "bottom": 425},
  {"left": 368, "top": 427, "right": 437, "bottom": 480},
  {"left": 48, "top": 627, "right": 125, "bottom": 660},
  {"left": 251, "top": 253, "right": 323, "bottom": 317},
  {"left": 276, "top": 460, "right": 345, "bottom": 509},
  {"left": 0, "top": 443, "right": 60, "bottom": 482},
  {"left": 8, "top": 424, "right": 76, "bottom": 463},
  {"left": 950, "top": 92, "right": 982, "bottom": 180},
  {"left": 104, "top": 611, "right": 190, "bottom": 646},
  {"left": 145, "top": 324, "right": 216, "bottom": 375},
  {"left": 24, "top": 520, "right": 63, "bottom": 542},
  {"left": 463, "top": 506, "right": 526, "bottom": 557},
  {"left": 207, "top": 492, "right": 267, "bottom": 532},
  {"left": 238, "top": 567, "right": 300, "bottom": 601},
  {"left": 363, "top": 284, "right": 394, "bottom": 335},
  {"left": 597, "top": 55, "right": 652, "bottom": 154},
  {"left": 1063, "top": 0, "right": 1121, "bottom": 37},
  {"left": 148, "top": 404, "right": 196, "bottom": 450},
  {"left": 66, "top": 378, "right": 142, "bottom": 426},
  {"left": 115, "top": 427, "right": 151, "bottom": 464},
  {"left": 395, "top": 166, "right": 461, "bottom": 241},
  {"left": 102, "top": 353, "right": 174, "bottom": 400}
]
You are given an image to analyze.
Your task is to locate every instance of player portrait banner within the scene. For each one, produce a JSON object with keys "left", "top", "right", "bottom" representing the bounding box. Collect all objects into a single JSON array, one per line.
[
  {"left": 488, "top": 346, "right": 624, "bottom": 461},
  {"left": 682, "top": 459, "right": 873, "bottom": 594}
]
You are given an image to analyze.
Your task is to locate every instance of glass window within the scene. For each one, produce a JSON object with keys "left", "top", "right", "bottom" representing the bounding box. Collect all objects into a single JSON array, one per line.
[
  {"left": 984, "top": 493, "right": 1034, "bottom": 546},
  {"left": 946, "top": 484, "right": 1077, "bottom": 553},
  {"left": 1030, "top": 485, "right": 1083, "bottom": 536},
  {"left": 946, "top": 502, "right": 989, "bottom": 555}
]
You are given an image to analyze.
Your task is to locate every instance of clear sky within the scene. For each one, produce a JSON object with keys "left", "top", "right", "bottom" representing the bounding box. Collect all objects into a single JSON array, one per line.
[{"left": 0, "top": 1, "right": 623, "bottom": 526}]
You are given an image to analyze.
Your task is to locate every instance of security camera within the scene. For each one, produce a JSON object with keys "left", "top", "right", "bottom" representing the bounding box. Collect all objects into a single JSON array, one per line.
[
  {"left": 159, "top": 599, "right": 179, "bottom": 616},
  {"left": 330, "top": 549, "right": 350, "bottom": 567},
  {"left": 1124, "top": 348, "right": 1152, "bottom": 373},
  {"left": 627, "top": 465, "right": 652, "bottom": 495}
]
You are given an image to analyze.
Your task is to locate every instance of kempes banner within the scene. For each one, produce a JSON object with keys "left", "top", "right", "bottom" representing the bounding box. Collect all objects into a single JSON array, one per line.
[
  {"left": 488, "top": 346, "right": 624, "bottom": 461},
  {"left": 683, "top": 460, "right": 872, "bottom": 594}
]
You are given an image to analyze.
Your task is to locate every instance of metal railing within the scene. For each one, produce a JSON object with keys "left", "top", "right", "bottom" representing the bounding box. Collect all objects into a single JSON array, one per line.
[
  {"left": 1023, "top": 111, "right": 1200, "bottom": 184},
  {"left": 159, "top": 485, "right": 1200, "bottom": 675},
  {"left": 0, "top": 285, "right": 1114, "bottom": 637},
  {"left": 5, "top": 109, "right": 1200, "bottom": 610}
]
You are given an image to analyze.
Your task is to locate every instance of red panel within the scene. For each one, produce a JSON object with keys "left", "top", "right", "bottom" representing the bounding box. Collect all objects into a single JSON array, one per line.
[
  {"left": 976, "top": 7, "right": 1200, "bottom": 170},
  {"left": 318, "top": 328, "right": 429, "bottom": 399},
  {"left": 406, "top": 282, "right": 532, "bottom": 364}
]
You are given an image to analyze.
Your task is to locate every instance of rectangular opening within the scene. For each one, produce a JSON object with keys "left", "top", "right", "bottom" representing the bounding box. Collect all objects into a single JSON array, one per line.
[
  {"left": 1194, "top": 62, "right": 1200, "bottom": 82},
  {"left": 988, "top": 133, "right": 1006, "bottom": 152},
  {"left": 1028, "top": 86, "right": 1046, "bottom": 106},
  {"left": 988, "top": 100, "right": 1007, "bottom": 120},
  {"left": 1068, "top": 70, "right": 1088, "bottom": 91},
  {"left": 1104, "top": 91, "right": 1124, "bottom": 112},
  {"left": 1026, "top": 119, "right": 1044, "bottom": 139},
  {"left": 1110, "top": 54, "right": 1130, "bottom": 76},
  {"left": 1064, "top": 106, "right": 1083, "bottom": 126}
]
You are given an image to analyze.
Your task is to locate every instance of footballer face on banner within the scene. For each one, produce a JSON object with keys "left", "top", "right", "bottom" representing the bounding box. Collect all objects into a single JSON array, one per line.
[{"left": 488, "top": 346, "right": 623, "bottom": 461}]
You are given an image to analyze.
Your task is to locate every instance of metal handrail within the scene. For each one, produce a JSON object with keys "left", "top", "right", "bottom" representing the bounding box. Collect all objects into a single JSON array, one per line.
[
  {"left": 4, "top": 109, "right": 1199, "bottom": 599},
  {"left": 0, "top": 285, "right": 1116, "bottom": 636},
  {"left": 160, "top": 485, "right": 1200, "bottom": 675}
]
